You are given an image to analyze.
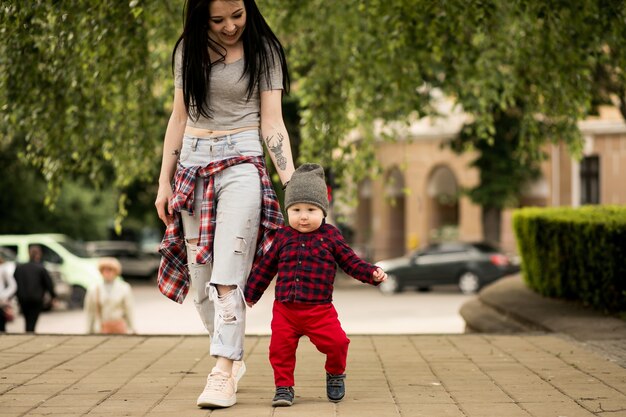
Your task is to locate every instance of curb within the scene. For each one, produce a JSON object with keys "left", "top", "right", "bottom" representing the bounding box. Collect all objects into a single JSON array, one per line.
[
  {"left": 461, "top": 275, "right": 626, "bottom": 341},
  {"left": 459, "top": 297, "right": 543, "bottom": 334}
]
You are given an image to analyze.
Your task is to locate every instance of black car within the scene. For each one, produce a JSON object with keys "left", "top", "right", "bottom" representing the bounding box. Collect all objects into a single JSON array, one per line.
[{"left": 375, "top": 242, "right": 520, "bottom": 295}]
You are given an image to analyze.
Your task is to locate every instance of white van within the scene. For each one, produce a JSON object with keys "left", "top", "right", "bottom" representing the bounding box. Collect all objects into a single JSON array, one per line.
[{"left": 0, "top": 234, "right": 101, "bottom": 308}]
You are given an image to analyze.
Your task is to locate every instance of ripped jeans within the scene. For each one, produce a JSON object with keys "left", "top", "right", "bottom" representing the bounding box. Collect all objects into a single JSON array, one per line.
[{"left": 179, "top": 130, "right": 262, "bottom": 360}]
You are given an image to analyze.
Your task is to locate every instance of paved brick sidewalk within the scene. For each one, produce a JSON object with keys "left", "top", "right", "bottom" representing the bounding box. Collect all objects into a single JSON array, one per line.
[{"left": 1, "top": 334, "right": 625, "bottom": 417}]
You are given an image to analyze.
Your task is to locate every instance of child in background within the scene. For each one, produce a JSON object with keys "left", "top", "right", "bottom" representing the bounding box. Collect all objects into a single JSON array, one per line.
[
  {"left": 245, "top": 163, "right": 387, "bottom": 407},
  {"left": 85, "top": 257, "right": 135, "bottom": 334}
]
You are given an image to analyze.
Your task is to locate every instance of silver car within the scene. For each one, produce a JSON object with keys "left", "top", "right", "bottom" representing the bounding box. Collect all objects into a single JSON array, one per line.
[{"left": 86, "top": 241, "right": 161, "bottom": 280}]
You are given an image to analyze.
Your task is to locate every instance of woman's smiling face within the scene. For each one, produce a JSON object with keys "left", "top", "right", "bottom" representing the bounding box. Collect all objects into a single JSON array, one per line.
[{"left": 208, "top": 0, "right": 247, "bottom": 47}]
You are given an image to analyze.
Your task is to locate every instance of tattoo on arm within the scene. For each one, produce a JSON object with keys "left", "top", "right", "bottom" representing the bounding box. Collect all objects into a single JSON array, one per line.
[
  {"left": 172, "top": 149, "right": 180, "bottom": 157},
  {"left": 265, "top": 132, "right": 287, "bottom": 170}
]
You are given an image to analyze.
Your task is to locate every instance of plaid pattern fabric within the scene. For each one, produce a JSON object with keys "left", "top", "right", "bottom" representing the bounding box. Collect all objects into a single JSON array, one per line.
[
  {"left": 158, "top": 156, "right": 283, "bottom": 303},
  {"left": 244, "top": 223, "right": 379, "bottom": 305}
]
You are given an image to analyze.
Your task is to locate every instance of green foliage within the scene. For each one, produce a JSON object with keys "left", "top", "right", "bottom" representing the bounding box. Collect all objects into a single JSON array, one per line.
[
  {"left": 264, "top": 0, "right": 436, "bottom": 185},
  {"left": 0, "top": 143, "right": 116, "bottom": 240},
  {"left": 264, "top": 0, "right": 625, "bottom": 190},
  {"left": 1, "top": 0, "right": 625, "bottom": 231},
  {"left": 513, "top": 206, "right": 626, "bottom": 313},
  {"left": 0, "top": 0, "right": 180, "bottom": 226},
  {"left": 449, "top": 107, "right": 543, "bottom": 210}
]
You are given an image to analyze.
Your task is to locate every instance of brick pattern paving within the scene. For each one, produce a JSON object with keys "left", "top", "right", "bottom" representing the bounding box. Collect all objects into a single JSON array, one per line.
[{"left": 1, "top": 334, "right": 625, "bottom": 417}]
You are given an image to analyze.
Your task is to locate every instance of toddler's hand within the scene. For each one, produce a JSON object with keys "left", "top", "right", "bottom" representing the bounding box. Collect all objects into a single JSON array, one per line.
[{"left": 373, "top": 268, "right": 387, "bottom": 282}]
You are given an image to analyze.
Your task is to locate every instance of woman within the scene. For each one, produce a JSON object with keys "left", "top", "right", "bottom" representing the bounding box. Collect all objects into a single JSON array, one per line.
[
  {"left": 84, "top": 257, "right": 135, "bottom": 334},
  {"left": 154, "top": 0, "right": 295, "bottom": 409}
]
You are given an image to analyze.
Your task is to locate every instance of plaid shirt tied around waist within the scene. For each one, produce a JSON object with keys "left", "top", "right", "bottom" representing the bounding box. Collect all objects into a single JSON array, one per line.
[{"left": 158, "top": 156, "right": 284, "bottom": 303}]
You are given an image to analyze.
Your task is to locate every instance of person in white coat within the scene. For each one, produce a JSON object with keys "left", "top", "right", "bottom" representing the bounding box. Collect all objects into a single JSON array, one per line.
[
  {"left": 0, "top": 251, "right": 17, "bottom": 332},
  {"left": 84, "top": 257, "right": 135, "bottom": 334}
]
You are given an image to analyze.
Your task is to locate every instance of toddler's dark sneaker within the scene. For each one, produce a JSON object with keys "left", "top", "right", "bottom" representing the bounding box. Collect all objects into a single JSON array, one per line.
[
  {"left": 272, "top": 386, "right": 295, "bottom": 407},
  {"left": 326, "top": 373, "right": 346, "bottom": 402}
]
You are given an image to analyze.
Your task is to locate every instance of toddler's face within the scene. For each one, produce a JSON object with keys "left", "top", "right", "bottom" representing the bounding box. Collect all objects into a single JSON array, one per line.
[{"left": 287, "top": 203, "right": 324, "bottom": 233}]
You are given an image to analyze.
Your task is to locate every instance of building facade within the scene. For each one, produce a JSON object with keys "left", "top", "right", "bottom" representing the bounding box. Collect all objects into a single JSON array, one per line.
[{"left": 348, "top": 106, "right": 626, "bottom": 262}]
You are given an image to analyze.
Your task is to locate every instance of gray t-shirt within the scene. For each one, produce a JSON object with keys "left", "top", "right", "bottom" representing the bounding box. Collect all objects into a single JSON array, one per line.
[{"left": 174, "top": 45, "right": 283, "bottom": 130}]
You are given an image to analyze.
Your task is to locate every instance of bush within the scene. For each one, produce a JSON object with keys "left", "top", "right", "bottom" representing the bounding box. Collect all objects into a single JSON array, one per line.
[{"left": 512, "top": 206, "right": 626, "bottom": 313}]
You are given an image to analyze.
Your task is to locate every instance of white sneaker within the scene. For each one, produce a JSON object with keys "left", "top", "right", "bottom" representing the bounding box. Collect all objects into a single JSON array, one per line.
[
  {"left": 232, "top": 360, "right": 246, "bottom": 392},
  {"left": 197, "top": 367, "right": 236, "bottom": 408}
]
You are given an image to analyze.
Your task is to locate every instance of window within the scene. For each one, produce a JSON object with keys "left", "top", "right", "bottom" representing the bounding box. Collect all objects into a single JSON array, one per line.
[
  {"left": 580, "top": 155, "right": 600, "bottom": 205},
  {"left": 0, "top": 246, "right": 17, "bottom": 261},
  {"left": 37, "top": 245, "right": 63, "bottom": 264}
]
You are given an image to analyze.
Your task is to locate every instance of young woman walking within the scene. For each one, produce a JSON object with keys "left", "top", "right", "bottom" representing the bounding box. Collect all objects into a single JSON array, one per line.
[{"left": 154, "top": 0, "right": 294, "bottom": 408}]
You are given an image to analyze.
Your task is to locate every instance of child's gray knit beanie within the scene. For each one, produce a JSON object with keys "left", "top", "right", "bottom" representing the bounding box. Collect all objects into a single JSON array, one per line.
[{"left": 284, "top": 163, "right": 329, "bottom": 216}]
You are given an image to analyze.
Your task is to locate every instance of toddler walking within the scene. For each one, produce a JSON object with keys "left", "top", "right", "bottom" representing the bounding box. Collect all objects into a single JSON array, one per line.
[{"left": 245, "top": 163, "right": 387, "bottom": 406}]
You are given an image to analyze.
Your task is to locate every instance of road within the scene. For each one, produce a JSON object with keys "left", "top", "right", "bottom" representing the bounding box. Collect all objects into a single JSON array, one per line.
[{"left": 5, "top": 275, "right": 472, "bottom": 335}]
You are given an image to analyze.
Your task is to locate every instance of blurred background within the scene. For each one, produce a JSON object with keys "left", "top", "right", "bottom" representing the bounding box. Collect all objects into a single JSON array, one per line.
[{"left": 1, "top": 1, "right": 625, "bottom": 333}]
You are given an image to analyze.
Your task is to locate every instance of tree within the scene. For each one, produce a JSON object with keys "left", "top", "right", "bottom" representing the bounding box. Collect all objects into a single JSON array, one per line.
[
  {"left": 264, "top": 0, "right": 437, "bottom": 184},
  {"left": 0, "top": 141, "right": 116, "bottom": 239},
  {"left": 2, "top": 1, "right": 625, "bottom": 242},
  {"left": 590, "top": 1, "right": 626, "bottom": 120},
  {"left": 0, "top": 0, "right": 180, "bottom": 230},
  {"left": 449, "top": 106, "right": 543, "bottom": 244},
  {"left": 264, "top": 0, "right": 625, "bottom": 243},
  {"left": 436, "top": 1, "right": 625, "bottom": 243}
]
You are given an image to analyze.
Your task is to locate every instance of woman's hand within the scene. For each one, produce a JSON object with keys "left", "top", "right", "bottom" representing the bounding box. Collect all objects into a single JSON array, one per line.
[{"left": 155, "top": 184, "right": 174, "bottom": 226}]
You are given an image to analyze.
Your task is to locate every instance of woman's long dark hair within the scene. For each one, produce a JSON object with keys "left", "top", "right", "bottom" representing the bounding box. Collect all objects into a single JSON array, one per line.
[{"left": 172, "top": 0, "right": 290, "bottom": 121}]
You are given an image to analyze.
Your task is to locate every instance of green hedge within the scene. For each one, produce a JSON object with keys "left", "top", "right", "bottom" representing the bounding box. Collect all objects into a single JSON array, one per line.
[{"left": 512, "top": 205, "right": 626, "bottom": 313}]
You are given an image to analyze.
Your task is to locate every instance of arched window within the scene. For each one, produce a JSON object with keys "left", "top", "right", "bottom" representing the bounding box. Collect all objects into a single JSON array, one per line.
[{"left": 426, "top": 165, "right": 459, "bottom": 242}]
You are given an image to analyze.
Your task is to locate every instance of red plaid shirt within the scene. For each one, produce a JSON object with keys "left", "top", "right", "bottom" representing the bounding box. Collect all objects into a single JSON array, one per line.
[
  {"left": 158, "top": 156, "right": 284, "bottom": 303},
  {"left": 245, "top": 223, "right": 379, "bottom": 305}
]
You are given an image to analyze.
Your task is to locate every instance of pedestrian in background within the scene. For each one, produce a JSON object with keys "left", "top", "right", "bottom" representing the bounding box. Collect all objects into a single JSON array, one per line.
[
  {"left": 245, "top": 164, "right": 388, "bottom": 407},
  {"left": 154, "top": 0, "right": 294, "bottom": 409},
  {"left": 13, "top": 245, "right": 56, "bottom": 333},
  {"left": 84, "top": 257, "right": 135, "bottom": 334},
  {"left": 0, "top": 251, "right": 18, "bottom": 332}
]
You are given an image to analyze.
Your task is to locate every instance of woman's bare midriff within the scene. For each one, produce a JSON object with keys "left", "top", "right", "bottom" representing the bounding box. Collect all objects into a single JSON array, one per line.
[{"left": 185, "top": 125, "right": 259, "bottom": 139}]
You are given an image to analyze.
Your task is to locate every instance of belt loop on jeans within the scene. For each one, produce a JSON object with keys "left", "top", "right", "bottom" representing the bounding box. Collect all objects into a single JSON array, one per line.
[
  {"left": 191, "top": 137, "right": 199, "bottom": 151},
  {"left": 226, "top": 134, "right": 233, "bottom": 146}
]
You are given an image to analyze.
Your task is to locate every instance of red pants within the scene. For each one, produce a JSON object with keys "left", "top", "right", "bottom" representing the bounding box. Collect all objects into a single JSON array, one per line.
[{"left": 269, "top": 300, "right": 350, "bottom": 387}]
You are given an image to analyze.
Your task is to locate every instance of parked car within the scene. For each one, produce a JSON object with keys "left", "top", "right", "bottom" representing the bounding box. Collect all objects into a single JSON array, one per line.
[
  {"left": 0, "top": 234, "right": 102, "bottom": 308},
  {"left": 85, "top": 241, "right": 161, "bottom": 280},
  {"left": 375, "top": 242, "right": 520, "bottom": 295}
]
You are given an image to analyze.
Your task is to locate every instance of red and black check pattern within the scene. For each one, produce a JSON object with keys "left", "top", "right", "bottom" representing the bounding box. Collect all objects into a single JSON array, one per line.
[
  {"left": 245, "top": 223, "right": 379, "bottom": 305},
  {"left": 158, "top": 156, "right": 283, "bottom": 303}
]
